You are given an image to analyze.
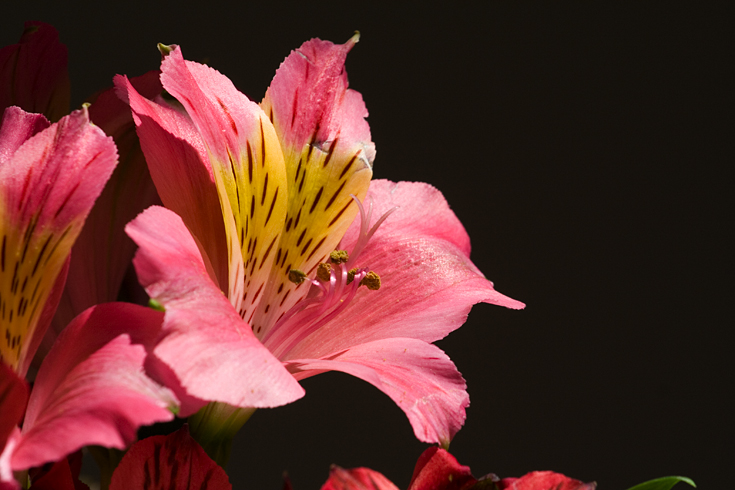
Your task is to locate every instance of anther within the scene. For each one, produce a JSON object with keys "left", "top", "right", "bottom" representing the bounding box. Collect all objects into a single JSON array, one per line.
[
  {"left": 346, "top": 268, "right": 358, "bottom": 284},
  {"left": 316, "top": 263, "right": 332, "bottom": 282},
  {"left": 360, "top": 271, "right": 381, "bottom": 290},
  {"left": 288, "top": 269, "right": 307, "bottom": 284},
  {"left": 329, "top": 250, "right": 349, "bottom": 264}
]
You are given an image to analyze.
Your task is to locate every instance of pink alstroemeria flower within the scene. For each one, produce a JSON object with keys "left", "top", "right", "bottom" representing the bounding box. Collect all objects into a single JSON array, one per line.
[
  {"left": 0, "top": 107, "right": 177, "bottom": 488},
  {"left": 118, "top": 36, "right": 523, "bottom": 447}
]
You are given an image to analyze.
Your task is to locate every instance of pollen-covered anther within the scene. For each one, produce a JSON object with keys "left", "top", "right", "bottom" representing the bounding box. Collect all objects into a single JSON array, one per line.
[
  {"left": 316, "top": 263, "right": 332, "bottom": 282},
  {"left": 329, "top": 250, "right": 349, "bottom": 264},
  {"left": 346, "top": 268, "right": 358, "bottom": 285},
  {"left": 288, "top": 269, "right": 307, "bottom": 285},
  {"left": 359, "top": 271, "right": 381, "bottom": 290}
]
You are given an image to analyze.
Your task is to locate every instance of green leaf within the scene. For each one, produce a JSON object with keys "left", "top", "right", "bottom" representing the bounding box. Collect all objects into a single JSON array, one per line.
[{"left": 626, "top": 476, "right": 696, "bottom": 490}]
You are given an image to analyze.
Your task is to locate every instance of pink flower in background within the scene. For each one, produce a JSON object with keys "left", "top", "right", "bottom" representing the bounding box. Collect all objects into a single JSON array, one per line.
[{"left": 119, "top": 35, "right": 523, "bottom": 447}]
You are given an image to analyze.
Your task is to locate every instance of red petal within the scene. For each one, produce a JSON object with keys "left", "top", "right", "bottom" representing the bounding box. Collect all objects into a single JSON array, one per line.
[
  {"left": 109, "top": 426, "right": 231, "bottom": 490},
  {"left": 0, "top": 22, "right": 69, "bottom": 122}
]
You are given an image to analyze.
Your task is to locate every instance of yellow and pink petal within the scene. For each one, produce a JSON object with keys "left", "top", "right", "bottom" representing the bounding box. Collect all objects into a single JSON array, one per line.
[
  {"left": 255, "top": 35, "right": 374, "bottom": 336},
  {"left": 158, "top": 46, "right": 289, "bottom": 323},
  {"left": 0, "top": 107, "right": 118, "bottom": 375}
]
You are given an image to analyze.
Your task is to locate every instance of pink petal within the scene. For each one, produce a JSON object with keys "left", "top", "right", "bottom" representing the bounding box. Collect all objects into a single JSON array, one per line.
[
  {"left": 0, "top": 107, "right": 49, "bottom": 163},
  {"left": 498, "top": 472, "right": 596, "bottom": 490},
  {"left": 408, "top": 447, "right": 476, "bottom": 490},
  {"left": 127, "top": 206, "right": 304, "bottom": 414},
  {"left": 0, "top": 106, "right": 118, "bottom": 372},
  {"left": 12, "top": 303, "right": 177, "bottom": 471},
  {"left": 262, "top": 35, "right": 373, "bottom": 159},
  {"left": 44, "top": 72, "right": 163, "bottom": 364},
  {"left": 321, "top": 466, "right": 399, "bottom": 490},
  {"left": 0, "top": 363, "right": 27, "bottom": 447},
  {"left": 109, "top": 426, "right": 231, "bottom": 490},
  {"left": 280, "top": 180, "right": 524, "bottom": 361},
  {"left": 116, "top": 73, "right": 230, "bottom": 293},
  {"left": 0, "top": 22, "right": 70, "bottom": 122},
  {"left": 286, "top": 338, "right": 469, "bottom": 446}
]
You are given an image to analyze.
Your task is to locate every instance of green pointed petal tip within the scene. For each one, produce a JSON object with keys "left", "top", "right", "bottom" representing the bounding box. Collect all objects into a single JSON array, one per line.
[
  {"left": 625, "top": 476, "right": 696, "bottom": 490},
  {"left": 148, "top": 298, "right": 166, "bottom": 312}
]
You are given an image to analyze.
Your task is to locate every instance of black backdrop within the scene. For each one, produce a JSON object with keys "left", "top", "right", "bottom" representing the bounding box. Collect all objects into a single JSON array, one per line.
[{"left": 3, "top": 2, "right": 730, "bottom": 489}]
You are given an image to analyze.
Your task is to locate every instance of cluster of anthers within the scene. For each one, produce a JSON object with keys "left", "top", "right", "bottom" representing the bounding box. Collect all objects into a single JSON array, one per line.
[{"left": 261, "top": 196, "right": 397, "bottom": 359}]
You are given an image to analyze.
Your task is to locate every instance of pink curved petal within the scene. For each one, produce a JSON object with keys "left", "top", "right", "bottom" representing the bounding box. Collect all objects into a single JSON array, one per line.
[
  {"left": 280, "top": 180, "right": 524, "bottom": 360},
  {"left": 12, "top": 303, "right": 177, "bottom": 471},
  {"left": 498, "top": 472, "right": 596, "bottom": 490},
  {"left": 0, "top": 106, "right": 118, "bottom": 372},
  {"left": 127, "top": 206, "right": 304, "bottom": 414},
  {"left": 109, "top": 426, "right": 231, "bottom": 490},
  {"left": 408, "top": 447, "right": 476, "bottom": 490},
  {"left": 0, "top": 21, "right": 70, "bottom": 122},
  {"left": 116, "top": 73, "right": 229, "bottom": 293},
  {"left": 322, "top": 466, "right": 399, "bottom": 490},
  {"left": 262, "top": 35, "right": 373, "bottom": 159},
  {"left": 0, "top": 363, "right": 27, "bottom": 447},
  {"left": 286, "top": 338, "right": 469, "bottom": 446}
]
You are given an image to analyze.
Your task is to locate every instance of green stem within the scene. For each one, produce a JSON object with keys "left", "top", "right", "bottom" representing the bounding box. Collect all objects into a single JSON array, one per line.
[{"left": 188, "top": 402, "right": 256, "bottom": 467}]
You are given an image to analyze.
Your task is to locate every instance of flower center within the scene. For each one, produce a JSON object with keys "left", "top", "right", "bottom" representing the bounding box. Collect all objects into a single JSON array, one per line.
[{"left": 260, "top": 196, "right": 396, "bottom": 360}]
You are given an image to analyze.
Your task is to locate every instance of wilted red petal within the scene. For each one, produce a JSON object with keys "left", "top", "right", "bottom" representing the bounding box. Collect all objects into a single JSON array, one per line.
[{"left": 109, "top": 426, "right": 231, "bottom": 490}]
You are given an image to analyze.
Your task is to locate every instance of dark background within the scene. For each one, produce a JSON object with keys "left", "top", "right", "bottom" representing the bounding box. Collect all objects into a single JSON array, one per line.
[{"left": 3, "top": 2, "right": 731, "bottom": 489}]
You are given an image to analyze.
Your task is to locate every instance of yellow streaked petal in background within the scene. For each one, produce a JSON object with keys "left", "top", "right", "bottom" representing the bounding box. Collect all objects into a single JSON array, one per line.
[{"left": 0, "top": 107, "right": 117, "bottom": 374}]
